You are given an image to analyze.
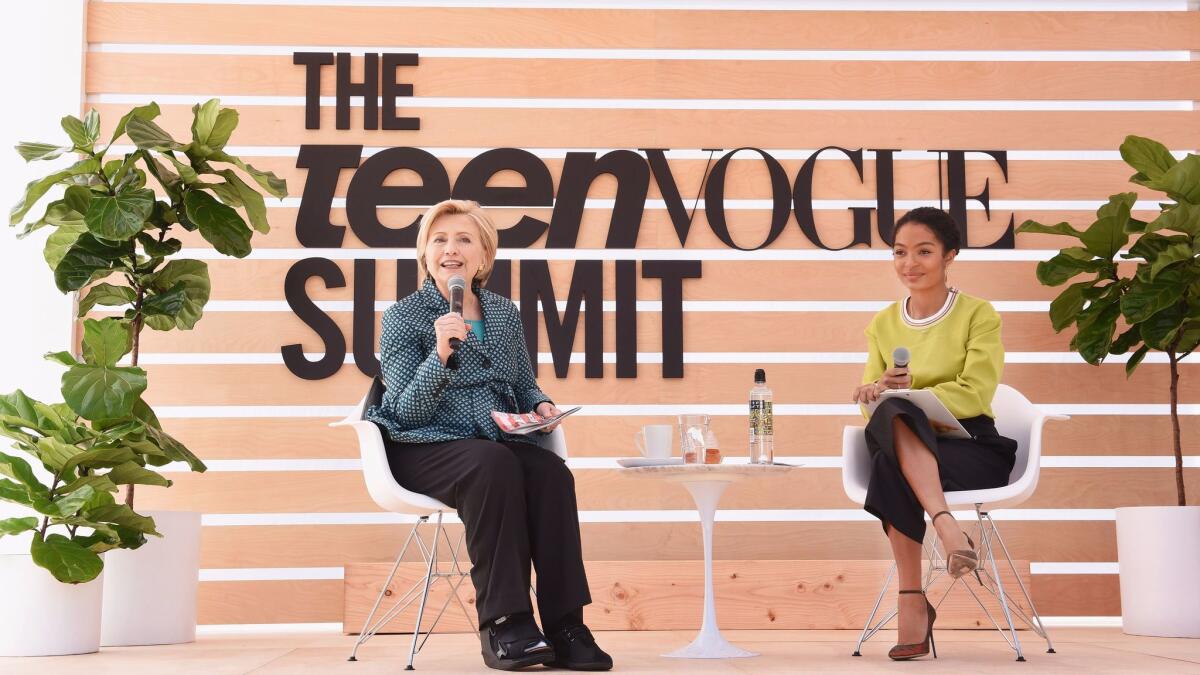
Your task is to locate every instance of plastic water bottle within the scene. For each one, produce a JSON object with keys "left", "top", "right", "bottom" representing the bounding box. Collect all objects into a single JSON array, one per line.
[{"left": 749, "top": 368, "right": 774, "bottom": 464}]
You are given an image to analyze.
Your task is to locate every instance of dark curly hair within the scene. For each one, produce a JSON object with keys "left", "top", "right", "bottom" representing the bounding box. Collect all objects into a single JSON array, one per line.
[{"left": 894, "top": 206, "right": 962, "bottom": 253}]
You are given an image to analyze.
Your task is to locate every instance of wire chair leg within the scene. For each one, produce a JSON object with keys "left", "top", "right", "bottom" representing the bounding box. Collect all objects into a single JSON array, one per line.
[
  {"left": 406, "top": 511, "right": 444, "bottom": 671},
  {"left": 853, "top": 562, "right": 895, "bottom": 656},
  {"left": 979, "top": 510, "right": 1026, "bottom": 662},
  {"left": 984, "top": 512, "right": 1056, "bottom": 654},
  {"left": 348, "top": 516, "right": 424, "bottom": 662}
]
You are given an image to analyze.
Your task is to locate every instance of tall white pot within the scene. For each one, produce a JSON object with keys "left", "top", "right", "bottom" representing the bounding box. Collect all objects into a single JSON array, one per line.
[
  {"left": 1114, "top": 505, "right": 1200, "bottom": 638},
  {"left": 0, "top": 553, "right": 103, "bottom": 656},
  {"left": 101, "top": 510, "right": 201, "bottom": 646}
]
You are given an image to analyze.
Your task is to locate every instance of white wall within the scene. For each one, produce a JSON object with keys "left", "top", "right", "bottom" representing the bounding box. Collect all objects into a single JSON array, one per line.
[{"left": 0, "top": 1, "right": 86, "bottom": 400}]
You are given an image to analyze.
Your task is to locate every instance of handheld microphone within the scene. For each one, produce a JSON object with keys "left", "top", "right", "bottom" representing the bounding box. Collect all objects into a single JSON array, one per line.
[
  {"left": 448, "top": 275, "right": 467, "bottom": 351},
  {"left": 892, "top": 346, "right": 911, "bottom": 386}
]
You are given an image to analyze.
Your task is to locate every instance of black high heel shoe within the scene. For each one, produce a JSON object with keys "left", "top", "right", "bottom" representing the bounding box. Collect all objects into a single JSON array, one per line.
[
  {"left": 888, "top": 590, "right": 937, "bottom": 660},
  {"left": 933, "top": 510, "right": 978, "bottom": 579}
]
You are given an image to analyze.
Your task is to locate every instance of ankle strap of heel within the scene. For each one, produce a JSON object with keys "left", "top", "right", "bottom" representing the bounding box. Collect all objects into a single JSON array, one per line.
[
  {"left": 932, "top": 510, "right": 954, "bottom": 524},
  {"left": 898, "top": 590, "right": 925, "bottom": 595}
]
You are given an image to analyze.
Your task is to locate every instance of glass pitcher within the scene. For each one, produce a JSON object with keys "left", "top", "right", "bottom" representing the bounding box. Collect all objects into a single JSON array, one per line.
[{"left": 677, "top": 414, "right": 710, "bottom": 464}]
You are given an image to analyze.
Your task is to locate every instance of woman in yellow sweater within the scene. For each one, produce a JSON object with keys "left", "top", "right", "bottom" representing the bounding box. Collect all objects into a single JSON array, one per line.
[{"left": 851, "top": 206, "right": 1017, "bottom": 661}]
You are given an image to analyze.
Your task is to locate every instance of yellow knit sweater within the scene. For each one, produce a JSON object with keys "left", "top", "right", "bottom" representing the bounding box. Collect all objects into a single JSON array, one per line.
[{"left": 861, "top": 289, "right": 1004, "bottom": 419}]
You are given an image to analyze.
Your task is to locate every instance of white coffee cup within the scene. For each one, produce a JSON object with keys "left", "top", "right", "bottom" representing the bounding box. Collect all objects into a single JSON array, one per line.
[{"left": 635, "top": 424, "right": 673, "bottom": 459}]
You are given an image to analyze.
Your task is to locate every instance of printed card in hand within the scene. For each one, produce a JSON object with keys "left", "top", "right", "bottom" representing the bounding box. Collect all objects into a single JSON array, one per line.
[{"left": 491, "top": 407, "right": 582, "bottom": 435}]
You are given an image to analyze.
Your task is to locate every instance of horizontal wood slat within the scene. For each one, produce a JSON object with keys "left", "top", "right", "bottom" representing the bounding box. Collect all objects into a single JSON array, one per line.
[
  {"left": 201, "top": 521, "right": 1116, "bottom": 569},
  {"left": 91, "top": 103, "right": 1200, "bottom": 149},
  {"left": 139, "top": 362, "right": 1199, "bottom": 406},
  {"left": 343, "top": 559, "right": 1033, "bottom": 632},
  {"left": 164, "top": 415, "right": 1200, "bottom": 460},
  {"left": 182, "top": 260, "right": 1127, "bottom": 302},
  {"left": 87, "top": 6, "right": 1200, "bottom": 50},
  {"left": 136, "top": 467, "right": 1200, "bottom": 513},
  {"left": 164, "top": 208, "right": 1137, "bottom": 252},
  {"left": 87, "top": 54, "right": 1200, "bottom": 101},
  {"left": 194, "top": 571, "right": 1113, "bottom": 626},
  {"left": 126, "top": 310, "right": 1078, "bottom": 354}
]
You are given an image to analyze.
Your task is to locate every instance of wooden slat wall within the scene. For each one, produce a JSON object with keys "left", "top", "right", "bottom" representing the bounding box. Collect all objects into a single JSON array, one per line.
[{"left": 84, "top": 0, "right": 1200, "bottom": 626}]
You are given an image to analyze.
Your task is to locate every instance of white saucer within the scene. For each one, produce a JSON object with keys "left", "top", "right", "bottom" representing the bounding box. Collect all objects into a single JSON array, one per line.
[{"left": 617, "top": 457, "right": 684, "bottom": 468}]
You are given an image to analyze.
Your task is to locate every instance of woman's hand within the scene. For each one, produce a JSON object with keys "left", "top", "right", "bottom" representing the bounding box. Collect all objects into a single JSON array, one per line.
[
  {"left": 853, "top": 381, "right": 885, "bottom": 405},
  {"left": 878, "top": 366, "right": 912, "bottom": 390},
  {"left": 434, "top": 312, "right": 468, "bottom": 365},
  {"left": 536, "top": 401, "right": 564, "bottom": 433}
]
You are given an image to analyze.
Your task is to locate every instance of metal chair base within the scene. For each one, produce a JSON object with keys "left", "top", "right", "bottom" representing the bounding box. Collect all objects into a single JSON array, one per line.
[
  {"left": 347, "top": 512, "right": 477, "bottom": 669},
  {"left": 851, "top": 507, "right": 1056, "bottom": 662}
]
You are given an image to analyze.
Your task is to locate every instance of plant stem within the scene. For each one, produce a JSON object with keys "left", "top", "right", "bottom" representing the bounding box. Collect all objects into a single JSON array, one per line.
[
  {"left": 126, "top": 240, "right": 146, "bottom": 510},
  {"left": 1168, "top": 348, "right": 1187, "bottom": 507}
]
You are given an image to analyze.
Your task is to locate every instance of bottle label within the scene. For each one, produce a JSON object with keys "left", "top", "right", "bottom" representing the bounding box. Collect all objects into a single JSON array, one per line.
[
  {"left": 761, "top": 400, "right": 773, "bottom": 435},
  {"left": 750, "top": 399, "right": 773, "bottom": 436}
]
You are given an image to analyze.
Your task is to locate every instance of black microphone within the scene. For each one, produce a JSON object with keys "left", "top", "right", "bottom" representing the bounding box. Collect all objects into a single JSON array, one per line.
[
  {"left": 892, "top": 347, "right": 911, "bottom": 389},
  {"left": 448, "top": 275, "right": 466, "bottom": 351}
]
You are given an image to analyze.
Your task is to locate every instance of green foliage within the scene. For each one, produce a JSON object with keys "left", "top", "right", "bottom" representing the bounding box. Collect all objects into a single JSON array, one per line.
[
  {"left": 3, "top": 100, "right": 286, "bottom": 583},
  {"left": 1018, "top": 134, "right": 1197, "bottom": 506}
]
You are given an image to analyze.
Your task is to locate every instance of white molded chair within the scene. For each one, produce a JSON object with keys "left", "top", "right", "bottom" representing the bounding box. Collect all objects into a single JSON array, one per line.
[
  {"left": 332, "top": 376, "right": 567, "bottom": 669},
  {"left": 841, "top": 384, "right": 1069, "bottom": 662}
]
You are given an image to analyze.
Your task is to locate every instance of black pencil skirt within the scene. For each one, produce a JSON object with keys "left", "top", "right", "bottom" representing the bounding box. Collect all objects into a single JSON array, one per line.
[{"left": 864, "top": 397, "right": 1018, "bottom": 543}]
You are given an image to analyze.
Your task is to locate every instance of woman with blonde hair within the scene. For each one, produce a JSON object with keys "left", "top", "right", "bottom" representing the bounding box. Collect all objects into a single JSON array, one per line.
[{"left": 367, "top": 200, "right": 611, "bottom": 671}]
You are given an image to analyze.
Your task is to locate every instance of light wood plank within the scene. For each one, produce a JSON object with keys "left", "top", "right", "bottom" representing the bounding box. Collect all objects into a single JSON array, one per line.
[
  {"left": 87, "top": 6, "right": 1200, "bottom": 50},
  {"left": 137, "top": 467, "right": 1200, "bottom": 513},
  {"left": 91, "top": 103, "right": 1200, "bottom": 150},
  {"left": 342, "top": 559, "right": 1033, "bottom": 632},
  {"left": 200, "top": 521, "right": 1116, "bottom": 569},
  {"left": 168, "top": 208, "right": 1157, "bottom": 251},
  {"left": 164, "top": 414, "right": 1200, "bottom": 460},
  {"left": 86, "top": 54, "right": 1200, "bottom": 101},
  {"left": 199, "top": 579, "right": 342, "bottom": 625},
  {"left": 139, "top": 362, "right": 1200, "bottom": 406}
]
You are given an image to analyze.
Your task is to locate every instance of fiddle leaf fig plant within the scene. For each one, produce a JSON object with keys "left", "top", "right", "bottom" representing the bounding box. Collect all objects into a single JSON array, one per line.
[
  {"left": 1017, "top": 134, "right": 1195, "bottom": 507},
  {"left": 2, "top": 100, "right": 286, "bottom": 582}
]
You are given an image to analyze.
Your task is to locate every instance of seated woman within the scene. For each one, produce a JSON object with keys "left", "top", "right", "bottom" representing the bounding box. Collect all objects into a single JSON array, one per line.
[
  {"left": 366, "top": 199, "right": 612, "bottom": 672},
  {"left": 851, "top": 206, "right": 1018, "bottom": 661}
]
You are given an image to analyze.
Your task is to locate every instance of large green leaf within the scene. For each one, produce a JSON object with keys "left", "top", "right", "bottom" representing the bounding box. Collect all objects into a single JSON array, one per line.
[
  {"left": 53, "top": 485, "right": 96, "bottom": 517},
  {"left": 1125, "top": 344, "right": 1152, "bottom": 377},
  {"left": 61, "top": 114, "right": 94, "bottom": 150},
  {"left": 1048, "top": 281, "right": 1091, "bottom": 332},
  {"left": 84, "top": 188, "right": 154, "bottom": 241},
  {"left": 0, "top": 451, "right": 49, "bottom": 496},
  {"left": 1016, "top": 220, "right": 1084, "bottom": 240},
  {"left": 57, "top": 473, "right": 119, "bottom": 498},
  {"left": 125, "top": 116, "right": 183, "bottom": 151},
  {"left": 16, "top": 142, "right": 73, "bottom": 162},
  {"left": 43, "top": 222, "right": 88, "bottom": 271},
  {"left": 105, "top": 461, "right": 171, "bottom": 488},
  {"left": 1139, "top": 303, "right": 1186, "bottom": 351},
  {"left": 59, "top": 448, "right": 137, "bottom": 477},
  {"left": 1121, "top": 136, "right": 1175, "bottom": 180},
  {"left": 1148, "top": 242, "right": 1195, "bottom": 280},
  {"left": 81, "top": 318, "right": 132, "bottom": 368},
  {"left": 140, "top": 282, "right": 187, "bottom": 320},
  {"left": 9, "top": 158, "right": 100, "bottom": 225},
  {"left": 60, "top": 362, "right": 146, "bottom": 421},
  {"left": 1148, "top": 203, "right": 1200, "bottom": 237},
  {"left": 1035, "top": 247, "right": 1108, "bottom": 287},
  {"left": 109, "top": 102, "right": 161, "bottom": 145},
  {"left": 0, "top": 479, "right": 35, "bottom": 508},
  {"left": 1121, "top": 266, "right": 1190, "bottom": 324},
  {"left": 85, "top": 504, "right": 159, "bottom": 536},
  {"left": 1081, "top": 193, "right": 1135, "bottom": 260},
  {"left": 0, "top": 516, "right": 39, "bottom": 537},
  {"left": 1072, "top": 297, "right": 1122, "bottom": 365},
  {"left": 216, "top": 169, "right": 269, "bottom": 233},
  {"left": 77, "top": 283, "right": 136, "bottom": 317},
  {"left": 144, "top": 424, "right": 206, "bottom": 472},
  {"left": 31, "top": 532, "right": 103, "bottom": 584},
  {"left": 184, "top": 190, "right": 251, "bottom": 258},
  {"left": 33, "top": 436, "right": 83, "bottom": 472},
  {"left": 209, "top": 150, "right": 287, "bottom": 198},
  {"left": 143, "top": 259, "right": 210, "bottom": 331},
  {"left": 136, "top": 231, "right": 182, "bottom": 259},
  {"left": 53, "top": 232, "right": 125, "bottom": 292},
  {"left": 1156, "top": 155, "right": 1200, "bottom": 204},
  {"left": 208, "top": 109, "right": 239, "bottom": 151}
]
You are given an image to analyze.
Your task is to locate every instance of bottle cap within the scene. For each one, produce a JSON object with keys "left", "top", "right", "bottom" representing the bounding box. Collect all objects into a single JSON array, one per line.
[{"left": 754, "top": 368, "right": 766, "bottom": 383}]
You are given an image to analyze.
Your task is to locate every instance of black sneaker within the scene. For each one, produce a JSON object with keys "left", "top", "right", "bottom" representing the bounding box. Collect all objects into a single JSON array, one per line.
[
  {"left": 547, "top": 624, "right": 613, "bottom": 671},
  {"left": 479, "top": 614, "right": 556, "bottom": 671}
]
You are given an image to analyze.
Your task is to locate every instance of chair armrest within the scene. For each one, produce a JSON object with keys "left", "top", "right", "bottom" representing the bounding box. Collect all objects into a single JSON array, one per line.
[{"left": 841, "top": 425, "right": 871, "bottom": 505}]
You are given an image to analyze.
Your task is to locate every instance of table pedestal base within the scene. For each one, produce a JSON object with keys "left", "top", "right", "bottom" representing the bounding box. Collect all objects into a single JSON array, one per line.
[{"left": 662, "top": 479, "right": 758, "bottom": 659}]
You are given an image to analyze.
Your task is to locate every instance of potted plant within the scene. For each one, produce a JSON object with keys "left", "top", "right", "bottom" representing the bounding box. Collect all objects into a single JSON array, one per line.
[
  {"left": 4, "top": 100, "right": 286, "bottom": 650},
  {"left": 1018, "top": 134, "right": 1199, "bottom": 638}
]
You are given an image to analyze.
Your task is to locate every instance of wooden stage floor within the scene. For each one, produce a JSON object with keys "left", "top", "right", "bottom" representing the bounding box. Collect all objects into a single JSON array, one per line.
[{"left": 2, "top": 628, "right": 1197, "bottom": 674}]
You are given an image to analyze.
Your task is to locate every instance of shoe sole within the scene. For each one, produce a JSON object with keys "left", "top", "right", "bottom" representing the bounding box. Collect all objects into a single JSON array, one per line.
[
  {"left": 546, "top": 660, "right": 612, "bottom": 671},
  {"left": 481, "top": 648, "right": 555, "bottom": 671}
]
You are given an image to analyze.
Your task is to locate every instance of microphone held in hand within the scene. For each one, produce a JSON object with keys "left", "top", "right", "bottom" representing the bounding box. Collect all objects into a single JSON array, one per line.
[
  {"left": 892, "top": 346, "right": 910, "bottom": 369},
  {"left": 448, "top": 274, "right": 467, "bottom": 351}
]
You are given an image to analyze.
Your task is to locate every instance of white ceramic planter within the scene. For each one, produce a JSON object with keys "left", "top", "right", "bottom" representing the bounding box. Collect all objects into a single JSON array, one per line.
[
  {"left": 100, "top": 510, "right": 201, "bottom": 646},
  {"left": 0, "top": 553, "right": 104, "bottom": 656},
  {"left": 1114, "top": 505, "right": 1200, "bottom": 638}
]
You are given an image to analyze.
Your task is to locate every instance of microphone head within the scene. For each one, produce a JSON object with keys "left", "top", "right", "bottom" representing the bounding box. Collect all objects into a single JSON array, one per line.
[
  {"left": 447, "top": 275, "right": 467, "bottom": 292},
  {"left": 892, "top": 346, "right": 910, "bottom": 369}
]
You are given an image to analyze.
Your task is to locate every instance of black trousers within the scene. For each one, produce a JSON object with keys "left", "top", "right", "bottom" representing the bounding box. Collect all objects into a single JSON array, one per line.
[
  {"left": 384, "top": 437, "right": 592, "bottom": 631},
  {"left": 864, "top": 398, "right": 1017, "bottom": 543}
]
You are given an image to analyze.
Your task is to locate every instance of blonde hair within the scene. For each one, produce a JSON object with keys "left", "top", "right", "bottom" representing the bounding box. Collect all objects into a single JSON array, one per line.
[{"left": 415, "top": 199, "right": 499, "bottom": 285}]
